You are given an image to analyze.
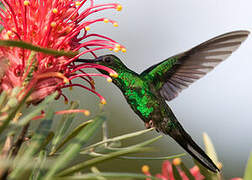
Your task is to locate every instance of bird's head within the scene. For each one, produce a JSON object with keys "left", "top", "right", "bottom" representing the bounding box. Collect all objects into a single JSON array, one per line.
[
  {"left": 78, "top": 54, "right": 127, "bottom": 76},
  {"left": 93, "top": 54, "right": 125, "bottom": 69}
]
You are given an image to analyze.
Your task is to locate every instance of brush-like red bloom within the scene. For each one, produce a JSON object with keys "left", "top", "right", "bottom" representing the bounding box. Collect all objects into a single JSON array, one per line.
[
  {"left": 142, "top": 160, "right": 204, "bottom": 180},
  {"left": 142, "top": 159, "right": 242, "bottom": 180},
  {"left": 0, "top": 0, "right": 124, "bottom": 104}
]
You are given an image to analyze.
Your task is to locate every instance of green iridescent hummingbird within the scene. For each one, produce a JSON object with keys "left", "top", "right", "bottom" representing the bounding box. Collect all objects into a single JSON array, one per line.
[{"left": 79, "top": 30, "right": 249, "bottom": 172}]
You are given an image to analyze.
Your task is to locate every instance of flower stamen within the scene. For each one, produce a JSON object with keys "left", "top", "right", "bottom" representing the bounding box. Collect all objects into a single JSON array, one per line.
[
  {"left": 85, "top": 26, "right": 91, "bottom": 31},
  {"left": 142, "top": 165, "right": 150, "bottom": 174},
  {"left": 103, "top": 18, "right": 109, "bottom": 23},
  {"left": 23, "top": 1, "right": 30, "bottom": 6},
  {"left": 100, "top": 98, "right": 106, "bottom": 104},
  {"left": 75, "top": 1, "right": 81, "bottom": 6},
  {"left": 116, "top": 4, "right": 122, "bottom": 11},
  {"left": 50, "top": 22, "right": 56, "bottom": 28},
  {"left": 172, "top": 158, "right": 181, "bottom": 166},
  {"left": 109, "top": 72, "right": 118, "bottom": 78},
  {"left": 52, "top": 8, "right": 58, "bottom": 14},
  {"left": 121, "top": 48, "right": 127, "bottom": 53},
  {"left": 113, "top": 22, "right": 118, "bottom": 27}
]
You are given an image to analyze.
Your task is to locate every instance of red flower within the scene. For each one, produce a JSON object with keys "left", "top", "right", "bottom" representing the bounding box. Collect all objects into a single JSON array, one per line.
[
  {"left": 142, "top": 159, "right": 242, "bottom": 180},
  {"left": 142, "top": 159, "right": 204, "bottom": 180},
  {"left": 0, "top": 0, "right": 125, "bottom": 104}
]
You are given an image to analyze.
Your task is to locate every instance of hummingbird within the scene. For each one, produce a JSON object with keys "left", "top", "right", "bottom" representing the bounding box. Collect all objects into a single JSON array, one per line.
[{"left": 78, "top": 30, "right": 249, "bottom": 172}]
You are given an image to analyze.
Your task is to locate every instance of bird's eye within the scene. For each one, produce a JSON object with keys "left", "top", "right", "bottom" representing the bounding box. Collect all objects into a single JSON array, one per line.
[{"left": 104, "top": 56, "right": 112, "bottom": 63}]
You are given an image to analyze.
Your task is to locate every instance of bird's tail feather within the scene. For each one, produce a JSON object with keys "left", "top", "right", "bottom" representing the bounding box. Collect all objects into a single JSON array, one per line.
[{"left": 168, "top": 124, "right": 219, "bottom": 173}]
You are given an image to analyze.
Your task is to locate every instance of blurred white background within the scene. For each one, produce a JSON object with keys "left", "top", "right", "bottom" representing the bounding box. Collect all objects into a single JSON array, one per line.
[{"left": 66, "top": 0, "right": 252, "bottom": 178}]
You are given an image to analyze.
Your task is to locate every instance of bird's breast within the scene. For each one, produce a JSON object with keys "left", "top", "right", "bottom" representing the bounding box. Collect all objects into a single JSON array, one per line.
[{"left": 123, "top": 85, "right": 160, "bottom": 121}]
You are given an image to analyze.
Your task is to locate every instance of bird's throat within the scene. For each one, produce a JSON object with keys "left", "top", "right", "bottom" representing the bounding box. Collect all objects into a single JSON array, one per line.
[{"left": 111, "top": 69, "right": 141, "bottom": 91}]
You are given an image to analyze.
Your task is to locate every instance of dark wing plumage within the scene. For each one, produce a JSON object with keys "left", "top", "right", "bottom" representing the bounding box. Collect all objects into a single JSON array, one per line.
[{"left": 141, "top": 30, "right": 249, "bottom": 101}]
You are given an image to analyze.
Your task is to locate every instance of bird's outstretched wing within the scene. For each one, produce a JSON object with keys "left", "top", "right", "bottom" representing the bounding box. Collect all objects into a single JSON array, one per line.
[{"left": 140, "top": 30, "right": 249, "bottom": 101}]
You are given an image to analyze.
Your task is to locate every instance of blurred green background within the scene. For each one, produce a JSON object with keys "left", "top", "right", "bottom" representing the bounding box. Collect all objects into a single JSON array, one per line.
[{"left": 58, "top": 0, "right": 252, "bottom": 178}]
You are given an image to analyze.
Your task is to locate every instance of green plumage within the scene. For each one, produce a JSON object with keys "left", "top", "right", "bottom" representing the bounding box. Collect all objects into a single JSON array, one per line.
[
  {"left": 78, "top": 30, "right": 249, "bottom": 173},
  {"left": 109, "top": 63, "right": 157, "bottom": 119}
]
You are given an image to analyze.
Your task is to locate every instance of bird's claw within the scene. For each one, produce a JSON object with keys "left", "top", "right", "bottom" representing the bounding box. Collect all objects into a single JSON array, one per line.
[{"left": 145, "top": 120, "right": 154, "bottom": 129}]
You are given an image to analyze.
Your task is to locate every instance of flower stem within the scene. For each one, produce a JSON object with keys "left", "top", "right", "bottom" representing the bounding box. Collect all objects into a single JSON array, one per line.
[{"left": 11, "top": 123, "right": 30, "bottom": 157}]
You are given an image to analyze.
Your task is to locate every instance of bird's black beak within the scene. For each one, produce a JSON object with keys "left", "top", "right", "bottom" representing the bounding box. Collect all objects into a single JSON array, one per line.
[{"left": 76, "top": 56, "right": 103, "bottom": 63}]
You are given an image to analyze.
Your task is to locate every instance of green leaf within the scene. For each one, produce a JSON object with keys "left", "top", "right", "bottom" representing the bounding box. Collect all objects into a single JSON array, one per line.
[
  {"left": 57, "top": 147, "right": 151, "bottom": 177},
  {"left": 49, "top": 120, "right": 93, "bottom": 155},
  {"left": 81, "top": 128, "right": 155, "bottom": 153},
  {"left": 0, "top": 90, "right": 7, "bottom": 109},
  {"left": 10, "top": 108, "right": 55, "bottom": 179},
  {"left": 0, "top": 157, "right": 51, "bottom": 170},
  {"left": 50, "top": 101, "right": 79, "bottom": 155},
  {"left": 43, "top": 114, "right": 106, "bottom": 179},
  {"left": 53, "top": 172, "right": 159, "bottom": 180},
  {"left": 40, "top": 131, "right": 55, "bottom": 150},
  {"left": 180, "top": 162, "right": 195, "bottom": 180},
  {"left": 244, "top": 153, "right": 252, "bottom": 180},
  {"left": 0, "top": 40, "right": 78, "bottom": 57},
  {"left": 86, "top": 136, "right": 182, "bottom": 161},
  {"left": 85, "top": 135, "right": 163, "bottom": 156},
  {"left": 172, "top": 164, "right": 182, "bottom": 180},
  {"left": 116, "top": 153, "right": 185, "bottom": 160},
  {"left": 0, "top": 88, "right": 31, "bottom": 135},
  {"left": 58, "top": 135, "right": 162, "bottom": 177},
  {"left": 18, "top": 92, "right": 58, "bottom": 126},
  {"left": 87, "top": 151, "right": 184, "bottom": 161},
  {"left": 29, "top": 150, "right": 47, "bottom": 180},
  {"left": 90, "top": 167, "right": 106, "bottom": 180},
  {"left": 105, "top": 135, "right": 163, "bottom": 152}
]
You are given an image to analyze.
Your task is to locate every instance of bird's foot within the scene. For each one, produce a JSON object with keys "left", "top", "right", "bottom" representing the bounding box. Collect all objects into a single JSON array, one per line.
[{"left": 145, "top": 120, "right": 154, "bottom": 129}]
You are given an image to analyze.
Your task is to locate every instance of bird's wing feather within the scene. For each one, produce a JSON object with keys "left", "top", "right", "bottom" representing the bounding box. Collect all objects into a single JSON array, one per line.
[{"left": 140, "top": 30, "right": 249, "bottom": 101}]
